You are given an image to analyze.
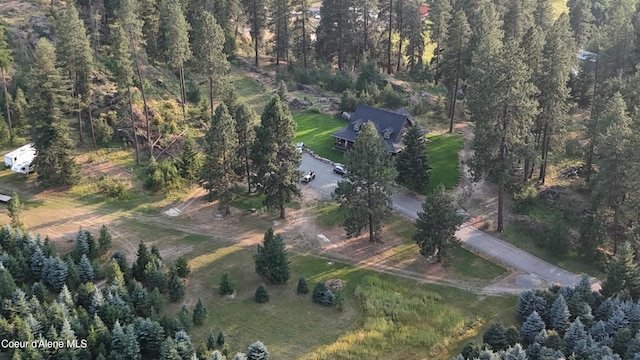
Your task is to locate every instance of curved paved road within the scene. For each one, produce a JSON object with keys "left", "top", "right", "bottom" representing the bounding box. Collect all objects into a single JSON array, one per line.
[{"left": 300, "top": 153, "right": 601, "bottom": 291}]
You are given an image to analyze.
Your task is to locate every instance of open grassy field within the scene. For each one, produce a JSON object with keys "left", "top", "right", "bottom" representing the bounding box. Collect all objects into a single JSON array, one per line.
[
  {"left": 292, "top": 111, "right": 347, "bottom": 163},
  {"left": 427, "top": 134, "right": 464, "bottom": 192},
  {"left": 165, "top": 231, "right": 517, "bottom": 360}
]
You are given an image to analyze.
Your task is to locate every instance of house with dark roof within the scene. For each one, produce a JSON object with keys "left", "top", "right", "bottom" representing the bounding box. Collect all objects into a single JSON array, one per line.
[{"left": 331, "top": 105, "right": 413, "bottom": 154}]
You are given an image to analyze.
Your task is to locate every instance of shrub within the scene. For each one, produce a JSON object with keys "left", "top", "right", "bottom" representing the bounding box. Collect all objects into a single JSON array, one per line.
[
  {"left": 340, "top": 89, "right": 358, "bottom": 112},
  {"left": 186, "top": 78, "right": 201, "bottom": 104},
  {"left": 219, "top": 272, "right": 234, "bottom": 295},
  {"left": 312, "top": 282, "right": 334, "bottom": 307},
  {"left": 97, "top": 175, "right": 128, "bottom": 199},
  {"left": 377, "top": 84, "right": 407, "bottom": 109},
  {"left": 325, "top": 71, "right": 353, "bottom": 93},
  {"left": 513, "top": 183, "right": 540, "bottom": 213},
  {"left": 254, "top": 284, "right": 269, "bottom": 303},
  {"left": 411, "top": 97, "right": 432, "bottom": 116},
  {"left": 297, "top": 277, "right": 309, "bottom": 294},
  {"left": 144, "top": 159, "right": 183, "bottom": 192},
  {"left": 95, "top": 113, "right": 115, "bottom": 147}
]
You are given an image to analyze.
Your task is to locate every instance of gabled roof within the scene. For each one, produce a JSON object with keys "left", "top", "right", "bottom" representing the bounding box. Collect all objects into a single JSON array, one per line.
[{"left": 331, "top": 105, "right": 411, "bottom": 153}]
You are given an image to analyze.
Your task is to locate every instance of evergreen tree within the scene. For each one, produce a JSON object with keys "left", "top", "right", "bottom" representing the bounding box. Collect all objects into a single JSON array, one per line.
[
  {"left": 483, "top": 323, "right": 508, "bottom": 351},
  {"left": 502, "top": 0, "right": 534, "bottom": 41},
  {"left": 132, "top": 241, "right": 151, "bottom": 282},
  {"left": 42, "top": 256, "right": 68, "bottom": 293},
  {"left": 233, "top": 103, "right": 256, "bottom": 193},
  {"left": 569, "top": 0, "right": 595, "bottom": 47},
  {"left": 190, "top": 11, "right": 229, "bottom": 116},
  {"left": 0, "top": 21, "right": 13, "bottom": 144},
  {"left": 601, "top": 242, "right": 640, "bottom": 300},
  {"left": 395, "top": 124, "right": 430, "bottom": 192},
  {"left": 211, "top": 350, "right": 225, "bottom": 360},
  {"left": 600, "top": 0, "right": 635, "bottom": 79},
  {"left": 269, "top": 0, "right": 290, "bottom": 65},
  {"left": 533, "top": 0, "right": 554, "bottom": 33},
  {"left": 159, "top": 0, "right": 191, "bottom": 120},
  {"left": 521, "top": 311, "right": 546, "bottom": 344},
  {"left": 139, "top": 0, "right": 161, "bottom": 63},
  {"left": 110, "top": 321, "right": 141, "bottom": 360},
  {"left": 168, "top": 274, "right": 185, "bottom": 302},
  {"left": 254, "top": 284, "right": 269, "bottom": 303},
  {"left": 76, "top": 228, "right": 90, "bottom": 258},
  {"left": 251, "top": 95, "right": 301, "bottom": 219},
  {"left": 117, "top": 0, "right": 151, "bottom": 159},
  {"left": 592, "top": 93, "right": 638, "bottom": 254},
  {"left": 178, "top": 136, "right": 200, "bottom": 184},
  {"left": 413, "top": 184, "right": 464, "bottom": 262},
  {"left": 550, "top": 294, "right": 571, "bottom": 334},
  {"left": 428, "top": 0, "right": 451, "bottom": 84},
  {"left": 173, "top": 256, "right": 191, "bottom": 278},
  {"left": 564, "top": 318, "right": 587, "bottom": 353},
  {"left": 290, "top": 0, "right": 312, "bottom": 68},
  {"left": 333, "top": 121, "right": 396, "bottom": 242},
  {"left": 199, "top": 103, "right": 239, "bottom": 214},
  {"left": 134, "top": 318, "right": 165, "bottom": 358},
  {"left": 219, "top": 272, "right": 234, "bottom": 295},
  {"left": 297, "top": 277, "right": 309, "bottom": 294},
  {"left": 207, "top": 331, "right": 216, "bottom": 350},
  {"left": 253, "top": 227, "right": 290, "bottom": 284},
  {"left": 130, "top": 281, "right": 148, "bottom": 316},
  {"left": 403, "top": 0, "right": 426, "bottom": 73},
  {"left": 246, "top": 341, "right": 269, "bottom": 360},
  {"left": 537, "top": 14, "right": 576, "bottom": 184},
  {"left": 79, "top": 254, "right": 95, "bottom": 283},
  {"left": 467, "top": 39, "right": 538, "bottom": 232},
  {"left": 10, "top": 88, "right": 27, "bottom": 135},
  {"left": 441, "top": 9, "right": 470, "bottom": 133},
  {"left": 110, "top": 22, "right": 139, "bottom": 164},
  {"left": 30, "top": 246, "right": 45, "bottom": 281},
  {"left": 98, "top": 225, "right": 112, "bottom": 255},
  {"left": 7, "top": 191, "right": 22, "bottom": 229},
  {"left": 217, "top": 330, "right": 225, "bottom": 348},
  {"left": 242, "top": 0, "right": 267, "bottom": 66},
  {"left": 56, "top": 4, "right": 95, "bottom": 147},
  {"left": 27, "top": 39, "right": 80, "bottom": 187},
  {"left": 315, "top": 0, "right": 354, "bottom": 70},
  {"left": 192, "top": 298, "right": 208, "bottom": 325}
]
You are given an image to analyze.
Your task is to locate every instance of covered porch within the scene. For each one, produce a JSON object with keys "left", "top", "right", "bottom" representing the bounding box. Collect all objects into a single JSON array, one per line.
[{"left": 332, "top": 137, "right": 354, "bottom": 152}]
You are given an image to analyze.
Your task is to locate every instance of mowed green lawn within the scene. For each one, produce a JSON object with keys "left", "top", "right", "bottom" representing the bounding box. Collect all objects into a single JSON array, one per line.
[
  {"left": 427, "top": 134, "right": 464, "bottom": 192},
  {"left": 293, "top": 112, "right": 465, "bottom": 192},
  {"left": 293, "top": 111, "right": 346, "bottom": 163},
  {"left": 175, "top": 233, "right": 516, "bottom": 360}
]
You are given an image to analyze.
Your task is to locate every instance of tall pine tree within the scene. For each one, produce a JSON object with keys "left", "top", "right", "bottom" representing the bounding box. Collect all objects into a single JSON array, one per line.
[
  {"left": 190, "top": 11, "right": 229, "bottom": 116},
  {"left": 159, "top": 0, "right": 191, "bottom": 121},
  {"left": 333, "top": 121, "right": 396, "bottom": 242},
  {"left": 468, "top": 39, "right": 539, "bottom": 232},
  {"left": 251, "top": 95, "right": 301, "bottom": 219},
  {"left": 200, "top": 104, "right": 239, "bottom": 214},
  {"left": 28, "top": 39, "right": 80, "bottom": 187}
]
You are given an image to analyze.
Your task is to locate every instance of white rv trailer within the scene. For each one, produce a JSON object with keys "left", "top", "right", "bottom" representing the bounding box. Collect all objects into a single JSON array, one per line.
[
  {"left": 3, "top": 143, "right": 36, "bottom": 168},
  {"left": 11, "top": 161, "right": 35, "bottom": 175}
]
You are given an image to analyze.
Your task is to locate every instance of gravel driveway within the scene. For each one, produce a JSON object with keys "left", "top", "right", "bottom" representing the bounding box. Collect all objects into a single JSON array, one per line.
[{"left": 299, "top": 152, "right": 601, "bottom": 291}]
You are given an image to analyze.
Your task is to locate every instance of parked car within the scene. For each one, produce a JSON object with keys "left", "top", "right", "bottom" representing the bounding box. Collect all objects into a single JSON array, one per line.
[
  {"left": 301, "top": 170, "right": 316, "bottom": 184},
  {"left": 333, "top": 164, "right": 347, "bottom": 177},
  {"left": 296, "top": 142, "right": 304, "bottom": 153}
]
